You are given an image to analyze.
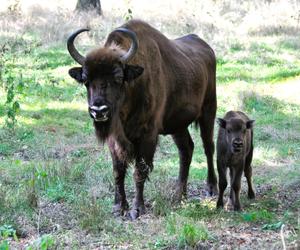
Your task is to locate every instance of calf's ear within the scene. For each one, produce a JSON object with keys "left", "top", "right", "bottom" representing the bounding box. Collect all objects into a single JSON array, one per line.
[
  {"left": 217, "top": 118, "right": 226, "bottom": 128},
  {"left": 69, "top": 67, "right": 86, "bottom": 83},
  {"left": 124, "top": 65, "right": 144, "bottom": 82},
  {"left": 246, "top": 120, "right": 255, "bottom": 129}
]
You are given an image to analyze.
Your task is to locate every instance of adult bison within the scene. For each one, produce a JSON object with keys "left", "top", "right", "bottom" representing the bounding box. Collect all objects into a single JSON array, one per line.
[{"left": 67, "top": 19, "right": 217, "bottom": 219}]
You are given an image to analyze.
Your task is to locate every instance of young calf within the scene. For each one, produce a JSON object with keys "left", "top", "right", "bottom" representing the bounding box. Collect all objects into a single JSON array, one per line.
[{"left": 216, "top": 111, "right": 255, "bottom": 211}]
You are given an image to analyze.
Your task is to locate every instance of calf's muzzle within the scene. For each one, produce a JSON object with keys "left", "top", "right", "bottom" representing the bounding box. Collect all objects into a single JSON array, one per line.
[{"left": 232, "top": 138, "right": 243, "bottom": 153}]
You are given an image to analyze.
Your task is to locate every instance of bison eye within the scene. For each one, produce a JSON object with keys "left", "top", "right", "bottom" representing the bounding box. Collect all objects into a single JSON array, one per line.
[{"left": 100, "top": 82, "right": 108, "bottom": 89}]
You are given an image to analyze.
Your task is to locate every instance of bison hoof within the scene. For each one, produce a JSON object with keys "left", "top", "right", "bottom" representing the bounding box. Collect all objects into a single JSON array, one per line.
[
  {"left": 216, "top": 200, "right": 224, "bottom": 209},
  {"left": 129, "top": 209, "right": 139, "bottom": 220},
  {"left": 248, "top": 191, "right": 255, "bottom": 200},
  {"left": 172, "top": 187, "right": 186, "bottom": 204},
  {"left": 206, "top": 184, "right": 218, "bottom": 196},
  {"left": 112, "top": 202, "right": 129, "bottom": 217},
  {"left": 129, "top": 205, "right": 145, "bottom": 220},
  {"left": 234, "top": 206, "right": 242, "bottom": 211}
]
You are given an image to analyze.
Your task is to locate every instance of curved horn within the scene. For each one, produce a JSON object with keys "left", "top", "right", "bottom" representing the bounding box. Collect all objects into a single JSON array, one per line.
[
  {"left": 113, "top": 28, "right": 138, "bottom": 63},
  {"left": 67, "top": 28, "right": 90, "bottom": 65}
]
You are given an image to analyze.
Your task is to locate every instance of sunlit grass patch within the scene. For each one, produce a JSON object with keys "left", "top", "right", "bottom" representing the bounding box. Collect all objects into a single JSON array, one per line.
[
  {"left": 189, "top": 167, "right": 207, "bottom": 180},
  {"left": 178, "top": 199, "right": 220, "bottom": 221},
  {"left": 253, "top": 146, "right": 280, "bottom": 166}
]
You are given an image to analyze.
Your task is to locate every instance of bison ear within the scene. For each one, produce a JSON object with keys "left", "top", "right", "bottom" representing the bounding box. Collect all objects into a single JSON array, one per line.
[
  {"left": 246, "top": 120, "right": 255, "bottom": 129},
  {"left": 124, "top": 65, "right": 144, "bottom": 82},
  {"left": 217, "top": 118, "right": 226, "bottom": 129},
  {"left": 69, "top": 67, "right": 85, "bottom": 83}
]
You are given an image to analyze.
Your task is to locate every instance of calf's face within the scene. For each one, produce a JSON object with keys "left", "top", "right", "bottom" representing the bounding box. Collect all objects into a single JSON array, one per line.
[{"left": 217, "top": 118, "right": 254, "bottom": 154}]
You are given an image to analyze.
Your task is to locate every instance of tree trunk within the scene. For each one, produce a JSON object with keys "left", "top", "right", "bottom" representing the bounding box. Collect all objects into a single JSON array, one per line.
[{"left": 76, "top": 0, "right": 102, "bottom": 15}]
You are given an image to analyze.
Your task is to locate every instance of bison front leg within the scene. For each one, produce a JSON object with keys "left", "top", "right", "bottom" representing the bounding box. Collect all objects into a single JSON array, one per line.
[
  {"left": 112, "top": 160, "right": 129, "bottom": 216},
  {"left": 130, "top": 136, "right": 157, "bottom": 220},
  {"left": 109, "top": 148, "right": 129, "bottom": 216},
  {"left": 130, "top": 159, "right": 151, "bottom": 219}
]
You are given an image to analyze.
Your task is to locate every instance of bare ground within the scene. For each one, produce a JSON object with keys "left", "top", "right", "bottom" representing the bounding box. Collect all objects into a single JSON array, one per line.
[{"left": 7, "top": 169, "right": 299, "bottom": 249}]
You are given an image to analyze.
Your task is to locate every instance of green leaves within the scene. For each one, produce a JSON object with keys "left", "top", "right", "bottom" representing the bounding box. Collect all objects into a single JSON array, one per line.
[
  {"left": 178, "top": 223, "right": 209, "bottom": 248},
  {"left": 3, "top": 71, "right": 24, "bottom": 130},
  {"left": 262, "top": 221, "right": 283, "bottom": 231},
  {"left": 0, "top": 225, "right": 17, "bottom": 239},
  {"left": 241, "top": 209, "right": 274, "bottom": 223},
  {"left": 0, "top": 224, "right": 18, "bottom": 250}
]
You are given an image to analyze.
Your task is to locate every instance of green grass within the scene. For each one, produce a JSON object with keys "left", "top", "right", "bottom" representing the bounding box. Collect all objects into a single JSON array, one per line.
[{"left": 1, "top": 6, "right": 300, "bottom": 249}]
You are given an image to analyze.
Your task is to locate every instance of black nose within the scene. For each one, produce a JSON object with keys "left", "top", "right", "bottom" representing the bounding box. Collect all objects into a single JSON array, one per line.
[{"left": 233, "top": 139, "right": 243, "bottom": 149}]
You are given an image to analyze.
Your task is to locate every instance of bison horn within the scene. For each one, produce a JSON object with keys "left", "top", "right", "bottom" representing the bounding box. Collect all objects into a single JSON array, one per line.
[
  {"left": 113, "top": 28, "right": 138, "bottom": 63},
  {"left": 67, "top": 28, "right": 90, "bottom": 65}
]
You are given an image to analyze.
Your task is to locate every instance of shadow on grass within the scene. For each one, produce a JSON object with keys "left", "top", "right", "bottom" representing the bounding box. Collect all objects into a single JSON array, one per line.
[{"left": 241, "top": 91, "right": 300, "bottom": 158}]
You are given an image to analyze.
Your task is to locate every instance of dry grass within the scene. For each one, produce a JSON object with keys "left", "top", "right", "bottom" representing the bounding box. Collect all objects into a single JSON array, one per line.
[{"left": 1, "top": 0, "right": 299, "bottom": 54}]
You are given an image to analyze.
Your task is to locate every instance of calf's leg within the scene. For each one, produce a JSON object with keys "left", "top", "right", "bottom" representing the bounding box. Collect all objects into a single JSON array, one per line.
[
  {"left": 216, "top": 158, "right": 227, "bottom": 208},
  {"left": 231, "top": 165, "right": 244, "bottom": 211},
  {"left": 244, "top": 146, "right": 255, "bottom": 199},
  {"left": 172, "top": 128, "right": 194, "bottom": 201}
]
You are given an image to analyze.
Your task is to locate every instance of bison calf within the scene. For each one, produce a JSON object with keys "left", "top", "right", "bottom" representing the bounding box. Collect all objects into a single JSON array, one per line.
[{"left": 216, "top": 111, "right": 255, "bottom": 211}]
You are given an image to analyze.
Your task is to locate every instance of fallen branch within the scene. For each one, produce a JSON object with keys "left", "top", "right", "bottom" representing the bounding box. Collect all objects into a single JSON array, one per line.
[{"left": 280, "top": 224, "right": 286, "bottom": 250}]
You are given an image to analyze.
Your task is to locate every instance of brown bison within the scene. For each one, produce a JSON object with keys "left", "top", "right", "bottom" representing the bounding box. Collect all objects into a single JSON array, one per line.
[
  {"left": 216, "top": 111, "right": 255, "bottom": 211},
  {"left": 67, "top": 19, "right": 217, "bottom": 219}
]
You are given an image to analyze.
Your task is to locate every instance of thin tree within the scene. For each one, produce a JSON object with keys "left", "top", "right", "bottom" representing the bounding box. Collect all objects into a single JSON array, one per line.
[{"left": 76, "top": 0, "right": 102, "bottom": 15}]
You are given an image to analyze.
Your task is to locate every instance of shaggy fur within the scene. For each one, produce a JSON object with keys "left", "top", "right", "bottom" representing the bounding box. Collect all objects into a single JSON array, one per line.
[{"left": 68, "top": 19, "right": 217, "bottom": 219}]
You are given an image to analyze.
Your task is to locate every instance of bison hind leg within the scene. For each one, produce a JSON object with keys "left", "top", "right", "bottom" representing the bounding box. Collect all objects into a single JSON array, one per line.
[
  {"left": 172, "top": 129, "right": 194, "bottom": 202},
  {"left": 197, "top": 106, "right": 218, "bottom": 196}
]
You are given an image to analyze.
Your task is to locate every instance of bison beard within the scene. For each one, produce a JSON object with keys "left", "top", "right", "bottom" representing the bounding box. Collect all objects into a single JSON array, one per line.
[
  {"left": 94, "top": 117, "right": 111, "bottom": 141},
  {"left": 95, "top": 114, "right": 134, "bottom": 162}
]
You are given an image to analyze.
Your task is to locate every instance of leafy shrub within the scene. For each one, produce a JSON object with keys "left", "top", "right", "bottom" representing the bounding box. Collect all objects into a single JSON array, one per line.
[
  {"left": 0, "top": 224, "right": 17, "bottom": 239},
  {"left": 241, "top": 209, "right": 274, "bottom": 223},
  {"left": 178, "top": 223, "right": 209, "bottom": 248},
  {"left": 26, "top": 234, "right": 55, "bottom": 250}
]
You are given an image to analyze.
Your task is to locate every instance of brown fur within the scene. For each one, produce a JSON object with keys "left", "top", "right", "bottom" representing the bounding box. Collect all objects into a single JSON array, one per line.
[
  {"left": 216, "top": 111, "right": 255, "bottom": 211},
  {"left": 68, "top": 19, "right": 217, "bottom": 219}
]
